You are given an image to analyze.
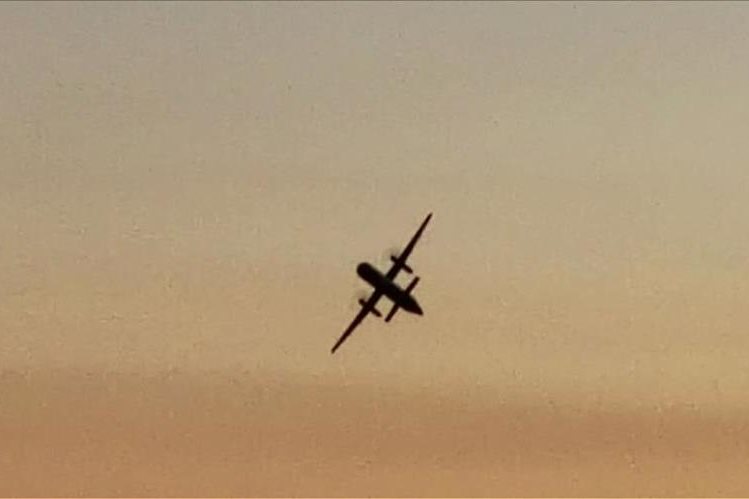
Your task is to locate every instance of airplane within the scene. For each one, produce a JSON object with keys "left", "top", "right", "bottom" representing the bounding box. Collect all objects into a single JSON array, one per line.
[{"left": 331, "top": 212, "right": 432, "bottom": 354}]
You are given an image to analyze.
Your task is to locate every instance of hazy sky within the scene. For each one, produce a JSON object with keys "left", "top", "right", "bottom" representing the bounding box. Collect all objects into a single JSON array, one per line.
[{"left": 3, "top": 2, "right": 749, "bottom": 495}]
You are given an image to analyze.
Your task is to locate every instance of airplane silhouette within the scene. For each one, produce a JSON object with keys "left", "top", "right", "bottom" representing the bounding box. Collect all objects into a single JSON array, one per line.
[{"left": 331, "top": 212, "right": 432, "bottom": 354}]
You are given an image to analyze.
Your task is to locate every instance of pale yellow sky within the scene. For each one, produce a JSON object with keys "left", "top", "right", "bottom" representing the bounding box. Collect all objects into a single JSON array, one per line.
[{"left": 2, "top": 2, "right": 749, "bottom": 495}]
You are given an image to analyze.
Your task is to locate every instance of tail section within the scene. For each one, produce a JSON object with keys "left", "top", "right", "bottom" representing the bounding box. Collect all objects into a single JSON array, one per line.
[{"left": 385, "top": 276, "right": 420, "bottom": 322}]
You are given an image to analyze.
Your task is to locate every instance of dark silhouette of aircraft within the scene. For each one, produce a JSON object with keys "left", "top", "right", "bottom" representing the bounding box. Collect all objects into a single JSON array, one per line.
[{"left": 331, "top": 212, "right": 432, "bottom": 354}]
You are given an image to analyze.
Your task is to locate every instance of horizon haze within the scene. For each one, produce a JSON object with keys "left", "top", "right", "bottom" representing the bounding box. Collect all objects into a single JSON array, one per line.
[{"left": 2, "top": 2, "right": 749, "bottom": 495}]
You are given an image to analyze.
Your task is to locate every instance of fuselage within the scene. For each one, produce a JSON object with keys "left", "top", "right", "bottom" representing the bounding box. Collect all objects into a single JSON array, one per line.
[{"left": 356, "top": 262, "right": 423, "bottom": 314}]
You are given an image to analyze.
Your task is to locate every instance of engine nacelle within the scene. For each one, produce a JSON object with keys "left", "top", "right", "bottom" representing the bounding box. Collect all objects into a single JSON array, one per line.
[
  {"left": 359, "top": 299, "right": 382, "bottom": 317},
  {"left": 390, "top": 255, "right": 413, "bottom": 273}
]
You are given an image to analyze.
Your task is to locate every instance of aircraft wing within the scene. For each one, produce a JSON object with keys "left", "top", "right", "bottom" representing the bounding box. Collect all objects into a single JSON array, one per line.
[
  {"left": 331, "top": 290, "right": 383, "bottom": 354},
  {"left": 386, "top": 212, "right": 433, "bottom": 280}
]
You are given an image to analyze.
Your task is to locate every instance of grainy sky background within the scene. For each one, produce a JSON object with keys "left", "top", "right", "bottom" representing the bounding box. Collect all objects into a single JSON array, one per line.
[{"left": 2, "top": 1, "right": 749, "bottom": 495}]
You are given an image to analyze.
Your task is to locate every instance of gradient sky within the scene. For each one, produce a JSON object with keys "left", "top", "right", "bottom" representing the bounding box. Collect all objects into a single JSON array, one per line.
[{"left": 2, "top": 2, "right": 749, "bottom": 495}]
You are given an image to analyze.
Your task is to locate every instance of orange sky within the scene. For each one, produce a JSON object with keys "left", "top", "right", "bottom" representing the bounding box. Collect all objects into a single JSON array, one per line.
[{"left": 2, "top": 2, "right": 749, "bottom": 495}]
